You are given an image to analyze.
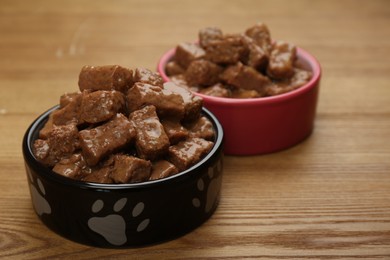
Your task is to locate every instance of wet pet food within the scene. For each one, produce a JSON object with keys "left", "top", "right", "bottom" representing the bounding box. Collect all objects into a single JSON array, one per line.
[
  {"left": 33, "top": 66, "right": 215, "bottom": 184},
  {"left": 166, "top": 22, "right": 312, "bottom": 98}
]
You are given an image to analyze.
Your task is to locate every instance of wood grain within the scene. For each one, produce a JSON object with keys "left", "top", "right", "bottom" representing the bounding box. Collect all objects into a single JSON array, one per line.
[{"left": 1, "top": 0, "right": 390, "bottom": 258}]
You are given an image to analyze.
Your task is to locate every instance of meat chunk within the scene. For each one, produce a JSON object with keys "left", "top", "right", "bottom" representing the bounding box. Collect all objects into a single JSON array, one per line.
[
  {"left": 39, "top": 112, "right": 55, "bottom": 139},
  {"left": 220, "top": 62, "right": 270, "bottom": 94},
  {"left": 161, "top": 119, "right": 189, "bottom": 144},
  {"left": 185, "top": 116, "right": 215, "bottom": 141},
  {"left": 170, "top": 74, "right": 199, "bottom": 92},
  {"left": 289, "top": 68, "right": 312, "bottom": 88},
  {"left": 168, "top": 137, "right": 214, "bottom": 171},
  {"left": 133, "top": 68, "right": 164, "bottom": 87},
  {"left": 127, "top": 82, "right": 185, "bottom": 119},
  {"left": 33, "top": 124, "right": 79, "bottom": 166},
  {"left": 199, "top": 27, "right": 223, "bottom": 48},
  {"left": 110, "top": 154, "right": 152, "bottom": 183},
  {"left": 185, "top": 59, "right": 223, "bottom": 86},
  {"left": 79, "top": 113, "right": 135, "bottom": 166},
  {"left": 231, "top": 89, "right": 261, "bottom": 99},
  {"left": 53, "top": 90, "right": 125, "bottom": 127},
  {"left": 149, "top": 160, "right": 178, "bottom": 180},
  {"left": 51, "top": 92, "right": 83, "bottom": 126},
  {"left": 267, "top": 41, "right": 297, "bottom": 79},
  {"left": 82, "top": 166, "right": 113, "bottom": 184},
  {"left": 163, "top": 82, "right": 203, "bottom": 122},
  {"left": 78, "top": 65, "right": 133, "bottom": 93},
  {"left": 199, "top": 83, "right": 231, "bottom": 98},
  {"left": 82, "top": 155, "right": 115, "bottom": 183},
  {"left": 174, "top": 42, "right": 206, "bottom": 69},
  {"left": 165, "top": 61, "right": 185, "bottom": 76},
  {"left": 80, "top": 90, "right": 126, "bottom": 124},
  {"left": 39, "top": 93, "right": 84, "bottom": 154},
  {"left": 242, "top": 35, "right": 269, "bottom": 71},
  {"left": 204, "top": 34, "right": 247, "bottom": 65},
  {"left": 244, "top": 22, "right": 272, "bottom": 55},
  {"left": 52, "top": 153, "right": 89, "bottom": 180},
  {"left": 265, "top": 68, "right": 312, "bottom": 96},
  {"left": 130, "top": 105, "right": 170, "bottom": 160},
  {"left": 59, "top": 92, "right": 82, "bottom": 108}
]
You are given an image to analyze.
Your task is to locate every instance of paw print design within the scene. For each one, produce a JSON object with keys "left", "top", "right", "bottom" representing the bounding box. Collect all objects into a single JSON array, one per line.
[
  {"left": 27, "top": 168, "right": 51, "bottom": 216},
  {"left": 192, "top": 159, "right": 223, "bottom": 213},
  {"left": 87, "top": 198, "right": 150, "bottom": 246}
]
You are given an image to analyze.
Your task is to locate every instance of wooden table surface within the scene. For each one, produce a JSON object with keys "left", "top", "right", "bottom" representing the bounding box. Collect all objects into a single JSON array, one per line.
[{"left": 1, "top": 0, "right": 390, "bottom": 259}]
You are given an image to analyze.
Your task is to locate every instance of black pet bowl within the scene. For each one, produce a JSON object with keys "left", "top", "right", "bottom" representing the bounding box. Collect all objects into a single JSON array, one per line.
[{"left": 23, "top": 106, "right": 224, "bottom": 247}]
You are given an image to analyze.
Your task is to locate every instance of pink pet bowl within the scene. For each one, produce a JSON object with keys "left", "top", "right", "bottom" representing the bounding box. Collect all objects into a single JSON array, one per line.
[{"left": 158, "top": 47, "right": 321, "bottom": 155}]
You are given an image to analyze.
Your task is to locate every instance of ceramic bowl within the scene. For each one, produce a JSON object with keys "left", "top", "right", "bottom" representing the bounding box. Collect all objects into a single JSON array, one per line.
[
  {"left": 158, "top": 46, "right": 321, "bottom": 155},
  {"left": 23, "top": 106, "right": 224, "bottom": 247}
]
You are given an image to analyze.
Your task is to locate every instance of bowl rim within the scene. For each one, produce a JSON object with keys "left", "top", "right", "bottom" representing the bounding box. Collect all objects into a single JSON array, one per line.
[
  {"left": 23, "top": 106, "right": 224, "bottom": 190},
  {"left": 157, "top": 45, "right": 321, "bottom": 107}
]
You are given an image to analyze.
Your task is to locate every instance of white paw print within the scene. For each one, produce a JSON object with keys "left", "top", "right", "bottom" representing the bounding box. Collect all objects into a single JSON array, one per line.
[
  {"left": 88, "top": 198, "right": 150, "bottom": 246},
  {"left": 192, "top": 159, "right": 223, "bottom": 213},
  {"left": 27, "top": 168, "right": 51, "bottom": 216}
]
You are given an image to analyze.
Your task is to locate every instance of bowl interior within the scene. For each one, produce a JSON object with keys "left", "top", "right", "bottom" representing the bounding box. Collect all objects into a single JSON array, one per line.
[
  {"left": 23, "top": 105, "right": 224, "bottom": 190},
  {"left": 157, "top": 46, "right": 321, "bottom": 106}
]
